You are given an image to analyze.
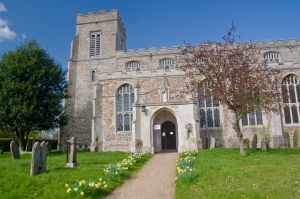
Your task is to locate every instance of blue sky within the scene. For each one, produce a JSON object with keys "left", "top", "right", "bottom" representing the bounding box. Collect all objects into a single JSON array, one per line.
[{"left": 0, "top": 0, "right": 300, "bottom": 70}]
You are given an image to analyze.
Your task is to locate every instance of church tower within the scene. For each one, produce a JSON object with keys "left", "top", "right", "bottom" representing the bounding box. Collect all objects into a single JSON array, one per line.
[{"left": 61, "top": 10, "right": 126, "bottom": 149}]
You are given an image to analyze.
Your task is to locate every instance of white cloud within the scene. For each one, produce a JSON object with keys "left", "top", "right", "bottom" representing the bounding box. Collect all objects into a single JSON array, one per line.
[
  {"left": 0, "top": 2, "right": 17, "bottom": 42},
  {"left": 0, "top": 2, "right": 7, "bottom": 12},
  {"left": 0, "top": 18, "right": 17, "bottom": 42}
]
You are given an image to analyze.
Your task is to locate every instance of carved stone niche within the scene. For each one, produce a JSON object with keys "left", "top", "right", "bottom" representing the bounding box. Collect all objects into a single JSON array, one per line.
[{"left": 185, "top": 123, "right": 193, "bottom": 138}]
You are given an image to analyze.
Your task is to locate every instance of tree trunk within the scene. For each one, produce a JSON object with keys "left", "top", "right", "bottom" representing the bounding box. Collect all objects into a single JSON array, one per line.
[
  {"left": 239, "top": 132, "right": 245, "bottom": 156},
  {"left": 17, "top": 131, "right": 26, "bottom": 152},
  {"left": 233, "top": 114, "right": 246, "bottom": 156},
  {"left": 24, "top": 132, "right": 30, "bottom": 151}
]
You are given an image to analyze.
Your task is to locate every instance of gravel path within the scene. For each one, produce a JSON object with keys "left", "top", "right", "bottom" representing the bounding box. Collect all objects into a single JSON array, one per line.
[{"left": 106, "top": 152, "right": 178, "bottom": 199}]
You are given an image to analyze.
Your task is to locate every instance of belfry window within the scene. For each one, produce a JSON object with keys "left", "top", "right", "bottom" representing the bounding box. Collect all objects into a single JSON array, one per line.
[
  {"left": 199, "top": 91, "right": 220, "bottom": 128},
  {"left": 90, "top": 32, "right": 101, "bottom": 57},
  {"left": 116, "top": 84, "right": 134, "bottom": 131},
  {"left": 263, "top": 51, "right": 280, "bottom": 63},
  {"left": 159, "top": 58, "right": 175, "bottom": 70},
  {"left": 126, "top": 61, "right": 141, "bottom": 71},
  {"left": 282, "top": 74, "right": 300, "bottom": 124}
]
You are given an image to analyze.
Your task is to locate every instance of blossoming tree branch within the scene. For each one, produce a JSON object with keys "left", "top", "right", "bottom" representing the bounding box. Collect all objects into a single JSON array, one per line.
[{"left": 178, "top": 24, "right": 281, "bottom": 155}]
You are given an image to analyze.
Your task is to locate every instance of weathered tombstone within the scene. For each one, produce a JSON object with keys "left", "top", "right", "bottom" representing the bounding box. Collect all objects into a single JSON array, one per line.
[
  {"left": 10, "top": 140, "right": 20, "bottom": 159},
  {"left": 284, "top": 131, "right": 291, "bottom": 148},
  {"left": 261, "top": 140, "right": 267, "bottom": 151},
  {"left": 40, "top": 141, "right": 48, "bottom": 173},
  {"left": 252, "top": 134, "right": 258, "bottom": 149},
  {"left": 30, "top": 142, "right": 41, "bottom": 176},
  {"left": 293, "top": 129, "right": 299, "bottom": 149},
  {"left": 30, "top": 141, "right": 48, "bottom": 176},
  {"left": 210, "top": 136, "right": 216, "bottom": 149},
  {"left": 66, "top": 137, "right": 77, "bottom": 168}
]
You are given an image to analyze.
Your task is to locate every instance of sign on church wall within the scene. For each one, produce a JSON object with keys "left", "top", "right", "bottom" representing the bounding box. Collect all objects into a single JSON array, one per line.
[{"left": 154, "top": 125, "right": 161, "bottom": 130}]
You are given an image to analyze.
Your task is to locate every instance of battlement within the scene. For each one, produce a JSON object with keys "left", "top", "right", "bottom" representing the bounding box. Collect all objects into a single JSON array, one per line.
[
  {"left": 254, "top": 39, "right": 300, "bottom": 48},
  {"left": 76, "top": 9, "right": 126, "bottom": 32},
  {"left": 116, "top": 45, "right": 181, "bottom": 57},
  {"left": 115, "top": 39, "right": 300, "bottom": 58}
]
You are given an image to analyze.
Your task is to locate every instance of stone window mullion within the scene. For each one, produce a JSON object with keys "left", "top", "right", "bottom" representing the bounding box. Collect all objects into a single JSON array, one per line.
[
  {"left": 294, "top": 84, "right": 300, "bottom": 123},
  {"left": 116, "top": 84, "right": 134, "bottom": 132}
]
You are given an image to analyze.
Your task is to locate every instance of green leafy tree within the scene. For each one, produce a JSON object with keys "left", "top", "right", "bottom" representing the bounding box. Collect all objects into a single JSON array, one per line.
[{"left": 0, "top": 40, "right": 67, "bottom": 151}]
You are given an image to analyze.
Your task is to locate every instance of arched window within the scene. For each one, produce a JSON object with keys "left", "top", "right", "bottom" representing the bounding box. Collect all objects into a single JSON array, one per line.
[
  {"left": 126, "top": 61, "right": 141, "bottom": 71},
  {"left": 263, "top": 51, "right": 280, "bottom": 63},
  {"left": 282, "top": 74, "right": 300, "bottom": 124},
  {"left": 90, "top": 32, "right": 101, "bottom": 57},
  {"left": 159, "top": 58, "right": 175, "bottom": 70},
  {"left": 199, "top": 91, "right": 220, "bottom": 128},
  {"left": 116, "top": 84, "right": 134, "bottom": 131}
]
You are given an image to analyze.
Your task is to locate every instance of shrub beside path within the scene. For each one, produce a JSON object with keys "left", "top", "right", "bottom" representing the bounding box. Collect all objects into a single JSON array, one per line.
[{"left": 106, "top": 152, "right": 178, "bottom": 199}]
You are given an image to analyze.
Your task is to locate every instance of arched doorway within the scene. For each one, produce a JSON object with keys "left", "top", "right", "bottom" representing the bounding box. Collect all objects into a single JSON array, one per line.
[
  {"left": 152, "top": 108, "right": 178, "bottom": 153},
  {"left": 161, "top": 121, "right": 176, "bottom": 150}
]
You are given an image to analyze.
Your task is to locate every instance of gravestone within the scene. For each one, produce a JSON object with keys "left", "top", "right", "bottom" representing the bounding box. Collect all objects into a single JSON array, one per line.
[
  {"left": 252, "top": 134, "right": 258, "bottom": 149},
  {"left": 261, "top": 140, "right": 267, "bottom": 151},
  {"left": 30, "top": 141, "right": 48, "bottom": 176},
  {"left": 283, "top": 131, "right": 291, "bottom": 148},
  {"left": 40, "top": 141, "right": 48, "bottom": 173},
  {"left": 10, "top": 140, "right": 20, "bottom": 159},
  {"left": 66, "top": 137, "right": 77, "bottom": 168},
  {"left": 210, "top": 137, "right": 216, "bottom": 149}
]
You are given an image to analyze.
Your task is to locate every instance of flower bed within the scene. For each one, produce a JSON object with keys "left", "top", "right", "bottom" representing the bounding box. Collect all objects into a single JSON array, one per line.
[
  {"left": 176, "top": 150, "right": 199, "bottom": 181},
  {"left": 104, "top": 153, "right": 143, "bottom": 179},
  {"left": 65, "top": 153, "right": 145, "bottom": 197}
]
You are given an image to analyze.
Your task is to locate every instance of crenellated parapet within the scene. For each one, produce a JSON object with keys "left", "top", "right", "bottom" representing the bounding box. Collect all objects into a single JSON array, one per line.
[
  {"left": 116, "top": 45, "right": 181, "bottom": 58},
  {"left": 77, "top": 9, "right": 126, "bottom": 33},
  {"left": 255, "top": 39, "right": 300, "bottom": 48}
]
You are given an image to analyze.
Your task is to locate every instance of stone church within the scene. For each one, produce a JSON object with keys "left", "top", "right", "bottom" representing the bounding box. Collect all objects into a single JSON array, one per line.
[{"left": 61, "top": 9, "right": 300, "bottom": 153}]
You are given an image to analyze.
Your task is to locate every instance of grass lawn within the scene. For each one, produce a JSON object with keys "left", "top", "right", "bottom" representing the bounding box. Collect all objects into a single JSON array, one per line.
[
  {"left": 176, "top": 148, "right": 300, "bottom": 199},
  {"left": 0, "top": 151, "right": 150, "bottom": 199}
]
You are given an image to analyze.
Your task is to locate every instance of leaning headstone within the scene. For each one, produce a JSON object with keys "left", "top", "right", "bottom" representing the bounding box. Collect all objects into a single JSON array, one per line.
[
  {"left": 66, "top": 137, "right": 77, "bottom": 168},
  {"left": 10, "top": 140, "right": 20, "bottom": 159},
  {"left": 210, "top": 137, "right": 216, "bottom": 149},
  {"left": 30, "top": 142, "right": 48, "bottom": 176}
]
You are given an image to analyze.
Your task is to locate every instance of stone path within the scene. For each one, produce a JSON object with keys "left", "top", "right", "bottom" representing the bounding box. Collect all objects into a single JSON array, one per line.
[{"left": 106, "top": 152, "right": 178, "bottom": 199}]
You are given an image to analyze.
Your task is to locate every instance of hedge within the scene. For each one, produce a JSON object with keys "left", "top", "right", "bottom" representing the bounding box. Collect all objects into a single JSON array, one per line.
[{"left": 0, "top": 138, "right": 58, "bottom": 152}]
